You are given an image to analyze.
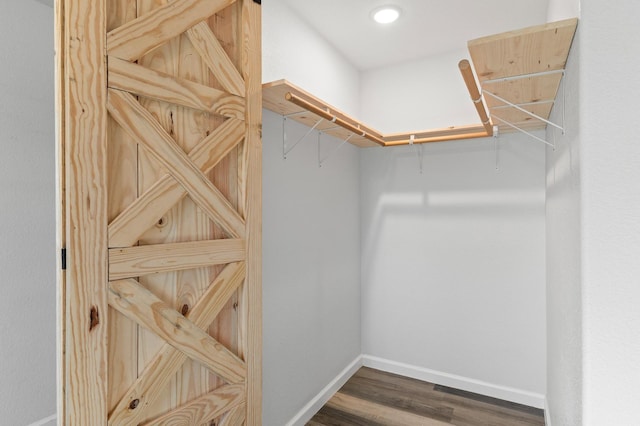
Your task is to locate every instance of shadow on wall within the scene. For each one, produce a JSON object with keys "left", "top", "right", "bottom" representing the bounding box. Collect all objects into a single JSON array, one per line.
[
  {"left": 358, "top": 133, "right": 547, "bottom": 394},
  {"left": 361, "top": 135, "right": 546, "bottom": 274}
]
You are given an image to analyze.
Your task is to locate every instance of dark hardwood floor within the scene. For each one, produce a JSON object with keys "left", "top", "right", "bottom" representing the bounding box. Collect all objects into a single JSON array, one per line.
[{"left": 308, "top": 367, "right": 545, "bottom": 426}]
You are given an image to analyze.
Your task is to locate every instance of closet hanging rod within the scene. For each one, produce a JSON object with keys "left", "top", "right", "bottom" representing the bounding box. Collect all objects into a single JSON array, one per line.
[
  {"left": 458, "top": 59, "right": 493, "bottom": 136},
  {"left": 284, "top": 92, "right": 386, "bottom": 147},
  {"left": 384, "top": 126, "right": 489, "bottom": 146}
]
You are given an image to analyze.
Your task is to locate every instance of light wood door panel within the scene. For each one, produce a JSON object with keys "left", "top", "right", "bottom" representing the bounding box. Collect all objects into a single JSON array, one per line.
[{"left": 56, "top": 0, "right": 262, "bottom": 424}]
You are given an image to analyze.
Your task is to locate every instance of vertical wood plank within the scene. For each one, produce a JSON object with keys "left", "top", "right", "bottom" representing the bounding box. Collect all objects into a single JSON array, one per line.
[
  {"left": 62, "top": 0, "right": 109, "bottom": 422},
  {"left": 241, "top": 0, "right": 262, "bottom": 423},
  {"left": 106, "top": 0, "right": 139, "bottom": 413},
  {"left": 206, "top": 2, "right": 242, "bottom": 395},
  {"left": 135, "top": 0, "right": 181, "bottom": 419},
  {"left": 172, "top": 26, "right": 217, "bottom": 411},
  {"left": 132, "top": 0, "right": 229, "bottom": 420}
]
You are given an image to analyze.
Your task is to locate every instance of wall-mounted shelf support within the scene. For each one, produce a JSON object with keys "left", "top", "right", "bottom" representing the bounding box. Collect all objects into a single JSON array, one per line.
[
  {"left": 493, "top": 125, "right": 499, "bottom": 170},
  {"left": 409, "top": 135, "right": 425, "bottom": 174},
  {"left": 491, "top": 99, "right": 555, "bottom": 111},
  {"left": 263, "top": 80, "right": 492, "bottom": 150},
  {"left": 285, "top": 92, "right": 386, "bottom": 147},
  {"left": 482, "top": 67, "right": 568, "bottom": 148},
  {"left": 264, "top": 18, "right": 577, "bottom": 158},
  {"left": 483, "top": 88, "right": 564, "bottom": 132},
  {"left": 468, "top": 17, "right": 577, "bottom": 142},
  {"left": 492, "top": 115, "right": 555, "bottom": 148},
  {"left": 481, "top": 68, "right": 565, "bottom": 85},
  {"left": 283, "top": 116, "right": 324, "bottom": 159},
  {"left": 319, "top": 132, "right": 353, "bottom": 168}
]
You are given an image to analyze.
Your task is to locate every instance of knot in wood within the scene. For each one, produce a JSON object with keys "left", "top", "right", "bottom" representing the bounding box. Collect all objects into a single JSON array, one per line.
[{"left": 129, "top": 399, "right": 140, "bottom": 410}]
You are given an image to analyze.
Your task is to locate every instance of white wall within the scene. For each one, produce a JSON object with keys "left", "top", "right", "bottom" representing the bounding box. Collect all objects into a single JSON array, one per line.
[
  {"left": 545, "top": 17, "right": 582, "bottom": 426},
  {"left": 359, "top": 49, "right": 478, "bottom": 133},
  {"left": 0, "top": 1, "right": 56, "bottom": 425},
  {"left": 546, "top": 1, "right": 640, "bottom": 424},
  {"left": 360, "top": 134, "right": 547, "bottom": 405},
  {"left": 547, "top": 0, "right": 580, "bottom": 21},
  {"left": 262, "top": 109, "right": 362, "bottom": 425},
  {"left": 580, "top": 1, "right": 640, "bottom": 424},
  {"left": 262, "top": 3, "right": 364, "bottom": 424},
  {"left": 262, "top": 0, "right": 361, "bottom": 117}
]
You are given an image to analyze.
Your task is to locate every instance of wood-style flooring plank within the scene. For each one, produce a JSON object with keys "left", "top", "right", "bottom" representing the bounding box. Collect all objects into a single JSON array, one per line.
[
  {"left": 308, "top": 367, "right": 545, "bottom": 426},
  {"left": 327, "top": 392, "right": 450, "bottom": 426},
  {"left": 339, "top": 371, "right": 453, "bottom": 422},
  {"left": 312, "top": 405, "right": 386, "bottom": 426}
]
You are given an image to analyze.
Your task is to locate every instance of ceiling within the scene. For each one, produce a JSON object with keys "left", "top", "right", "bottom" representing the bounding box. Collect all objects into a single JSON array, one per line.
[
  {"left": 282, "top": 0, "right": 550, "bottom": 70},
  {"left": 34, "top": 0, "right": 550, "bottom": 71}
]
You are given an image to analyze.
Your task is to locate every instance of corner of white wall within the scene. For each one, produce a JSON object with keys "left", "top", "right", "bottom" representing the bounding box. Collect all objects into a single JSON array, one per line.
[
  {"left": 27, "top": 414, "right": 57, "bottom": 426},
  {"left": 362, "top": 355, "right": 546, "bottom": 409},
  {"left": 547, "top": 0, "right": 580, "bottom": 21},
  {"left": 284, "top": 356, "right": 362, "bottom": 426},
  {"left": 261, "top": 0, "right": 361, "bottom": 117},
  {"left": 358, "top": 48, "right": 477, "bottom": 133}
]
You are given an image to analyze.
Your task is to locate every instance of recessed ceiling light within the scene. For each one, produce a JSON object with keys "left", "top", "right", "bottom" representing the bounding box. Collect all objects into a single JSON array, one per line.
[{"left": 372, "top": 6, "right": 401, "bottom": 24}]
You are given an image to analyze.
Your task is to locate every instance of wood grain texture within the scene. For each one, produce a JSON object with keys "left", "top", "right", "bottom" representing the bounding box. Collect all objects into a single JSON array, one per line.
[
  {"left": 108, "top": 117, "right": 244, "bottom": 248},
  {"left": 62, "top": 0, "right": 260, "bottom": 422},
  {"left": 108, "top": 56, "right": 245, "bottom": 119},
  {"left": 263, "top": 20, "right": 577, "bottom": 145},
  {"left": 128, "top": 1, "right": 247, "bottom": 421},
  {"left": 106, "top": 0, "right": 139, "bottom": 413},
  {"left": 107, "top": 89, "right": 245, "bottom": 239},
  {"left": 187, "top": 7, "right": 244, "bottom": 398},
  {"left": 108, "top": 262, "right": 246, "bottom": 426},
  {"left": 468, "top": 18, "right": 578, "bottom": 80},
  {"left": 285, "top": 92, "right": 386, "bottom": 147},
  {"left": 310, "top": 367, "right": 545, "bottom": 426},
  {"left": 108, "top": 278, "right": 246, "bottom": 384},
  {"left": 241, "top": 1, "right": 263, "bottom": 424},
  {"left": 326, "top": 392, "right": 450, "bottom": 426},
  {"left": 482, "top": 74, "right": 561, "bottom": 132},
  {"left": 60, "top": 0, "right": 109, "bottom": 423},
  {"left": 142, "top": 384, "right": 245, "bottom": 426},
  {"left": 107, "top": 0, "right": 236, "bottom": 60},
  {"left": 262, "top": 80, "right": 381, "bottom": 148},
  {"left": 220, "top": 402, "right": 246, "bottom": 425},
  {"left": 109, "top": 239, "right": 245, "bottom": 280},
  {"left": 132, "top": 2, "right": 183, "bottom": 416},
  {"left": 458, "top": 59, "right": 492, "bottom": 135},
  {"left": 469, "top": 18, "right": 577, "bottom": 133},
  {"left": 263, "top": 80, "right": 489, "bottom": 147},
  {"left": 383, "top": 125, "right": 489, "bottom": 146},
  {"left": 187, "top": 21, "right": 245, "bottom": 97},
  {"left": 489, "top": 104, "right": 555, "bottom": 130},
  {"left": 482, "top": 74, "right": 563, "bottom": 104}
]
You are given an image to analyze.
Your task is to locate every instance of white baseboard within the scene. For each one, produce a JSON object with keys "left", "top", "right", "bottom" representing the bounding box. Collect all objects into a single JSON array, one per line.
[
  {"left": 545, "top": 398, "right": 552, "bottom": 426},
  {"left": 362, "top": 355, "right": 545, "bottom": 409},
  {"left": 285, "top": 355, "right": 363, "bottom": 426},
  {"left": 27, "top": 414, "right": 56, "bottom": 426},
  {"left": 37, "top": 357, "right": 545, "bottom": 426}
]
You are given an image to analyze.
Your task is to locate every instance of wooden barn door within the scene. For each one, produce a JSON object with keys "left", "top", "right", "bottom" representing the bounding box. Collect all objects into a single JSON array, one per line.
[{"left": 55, "top": 0, "right": 261, "bottom": 424}]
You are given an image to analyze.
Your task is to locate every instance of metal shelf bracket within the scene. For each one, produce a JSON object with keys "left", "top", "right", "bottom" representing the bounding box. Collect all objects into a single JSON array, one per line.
[
  {"left": 318, "top": 132, "right": 353, "bottom": 168},
  {"left": 282, "top": 115, "right": 325, "bottom": 159},
  {"left": 481, "top": 69, "right": 567, "bottom": 149},
  {"left": 409, "top": 134, "right": 424, "bottom": 174}
]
